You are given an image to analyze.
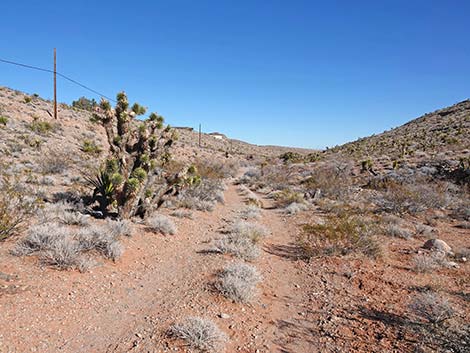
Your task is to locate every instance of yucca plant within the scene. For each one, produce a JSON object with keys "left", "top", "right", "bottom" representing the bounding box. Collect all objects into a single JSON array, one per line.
[{"left": 91, "top": 92, "right": 198, "bottom": 218}]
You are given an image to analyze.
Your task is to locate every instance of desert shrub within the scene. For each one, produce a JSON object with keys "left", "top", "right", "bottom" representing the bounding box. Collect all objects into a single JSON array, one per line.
[
  {"left": 39, "top": 235, "right": 85, "bottom": 270},
  {"left": 105, "top": 219, "right": 132, "bottom": 237},
  {"left": 409, "top": 292, "right": 454, "bottom": 325},
  {"left": 81, "top": 140, "right": 102, "bottom": 154},
  {"left": 232, "top": 221, "right": 269, "bottom": 243},
  {"left": 215, "top": 262, "right": 261, "bottom": 302},
  {"left": 169, "top": 317, "right": 227, "bottom": 352},
  {"left": 29, "top": 119, "right": 55, "bottom": 135},
  {"left": 176, "top": 179, "right": 225, "bottom": 211},
  {"left": 194, "top": 159, "right": 239, "bottom": 179},
  {"left": 13, "top": 222, "right": 124, "bottom": 268},
  {"left": 237, "top": 168, "right": 261, "bottom": 185},
  {"left": 212, "top": 235, "right": 261, "bottom": 261},
  {"left": 298, "top": 214, "right": 382, "bottom": 259},
  {"left": 301, "top": 160, "right": 353, "bottom": 199},
  {"left": 375, "top": 181, "right": 450, "bottom": 214},
  {"left": 284, "top": 202, "right": 308, "bottom": 215},
  {"left": 146, "top": 214, "right": 177, "bottom": 235},
  {"left": 0, "top": 177, "right": 39, "bottom": 241},
  {"left": 412, "top": 252, "right": 446, "bottom": 273},
  {"left": 40, "top": 151, "right": 71, "bottom": 174},
  {"left": 279, "top": 151, "right": 304, "bottom": 164},
  {"left": 386, "top": 224, "right": 412, "bottom": 239},
  {"left": 272, "top": 188, "right": 304, "bottom": 208},
  {"left": 239, "top": 205, "right": 260, "bottom": 220},
  {"left": 170, "top": 209, "right": 193, "bottom": 219},
  {"left": 415, "top": 223, "right": 435, "bottom": 237},
  {"left": 76, "top": 225, "right": 124, "bottom": 261},
  {"left": 24, "top": 96, "right": 32, "bottom": 103},
  {"left": 38, "top": 201, "right": 88, "bottom": 226},
  {"left": 72, "top": 96, "right": 98, "bottom": 111},
  {"left": 0, "top": 116, "right": 8, "bottom": 126}
]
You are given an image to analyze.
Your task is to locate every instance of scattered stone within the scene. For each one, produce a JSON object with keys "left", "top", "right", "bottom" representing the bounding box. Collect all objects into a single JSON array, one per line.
[
  {"left": 219, "top": 313, "right": 230, "bottom": 319},
  {"left": 422, "top": 239, "right": 453, "bottom": 254}
]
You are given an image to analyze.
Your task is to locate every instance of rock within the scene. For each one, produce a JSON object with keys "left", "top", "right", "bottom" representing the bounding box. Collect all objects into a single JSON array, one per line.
[
  {"left": 422, "top": 239, "right": 453, "bottom": 254},
  {"left": 445, "top": 261, "right": 460, "bottom": 269},
  {"left": 219, "top": 313, "right": 230, "bottom": 319}
]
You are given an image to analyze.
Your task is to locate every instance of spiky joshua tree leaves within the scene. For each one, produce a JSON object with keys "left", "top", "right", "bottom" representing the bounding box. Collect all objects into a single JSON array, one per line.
[{"left": 89, "top": 92, "right": 198, "bottom": 219}]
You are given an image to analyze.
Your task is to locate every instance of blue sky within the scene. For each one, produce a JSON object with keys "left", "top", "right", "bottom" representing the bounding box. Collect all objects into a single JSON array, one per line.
[{"left": 1, "top": 0, "right": 469, "bottom": 149}]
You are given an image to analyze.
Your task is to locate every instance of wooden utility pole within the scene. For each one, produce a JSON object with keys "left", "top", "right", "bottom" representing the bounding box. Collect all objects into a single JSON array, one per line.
[
  {"left": 198, "top": 123, "right": 201, "bottom": 147},
  {"left": 53, "top": 48, "right": 57, "bottom": 119}
]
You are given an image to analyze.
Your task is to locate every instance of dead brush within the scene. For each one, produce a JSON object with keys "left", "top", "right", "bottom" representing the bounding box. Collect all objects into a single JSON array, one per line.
[
  {"left": 409, "top": 292, "right": 455, "bottom": 325},
  {"left": 169, "top": 317, "right": 227, "bottom": 352},
  {"left": 272, "top": 188, "right": 305, "bottom": 208},
  {"left": 298, "top": 214, "right": 383, "bottom": 259},
  {"left": 215, "top": 262, "right": 261, "bottom": 302}
]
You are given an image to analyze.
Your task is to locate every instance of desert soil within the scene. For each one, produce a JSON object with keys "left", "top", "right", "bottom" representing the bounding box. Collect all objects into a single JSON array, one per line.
[{"left": 0, "top": 178, "right": 315, "bottom": 353}]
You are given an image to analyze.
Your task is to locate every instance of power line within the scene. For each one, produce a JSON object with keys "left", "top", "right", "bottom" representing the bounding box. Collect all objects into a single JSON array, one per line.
[{"left": 0, "top": 57, "right": 116, "bottom": 102}]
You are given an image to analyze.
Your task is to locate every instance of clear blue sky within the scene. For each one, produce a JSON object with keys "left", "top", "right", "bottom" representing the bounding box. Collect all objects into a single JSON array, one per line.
[{"left": 1, "top": 0, "right": 469, "bottom": 149}]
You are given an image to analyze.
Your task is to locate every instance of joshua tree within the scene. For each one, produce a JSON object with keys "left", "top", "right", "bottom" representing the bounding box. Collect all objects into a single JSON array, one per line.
[{"left": 89, "top": 92, "right": 196, "bottom": 219}]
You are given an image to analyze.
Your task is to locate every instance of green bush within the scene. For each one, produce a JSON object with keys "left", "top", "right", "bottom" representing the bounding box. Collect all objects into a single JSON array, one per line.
[
  {"left": 0, "top": 116, "right": 8, "bottom": 126},
  {"left": 29, "top": 120, "right": 54, "bottom": 134},
  {"left": 81, "top": 140, "right": 102, "bottom": 154}
]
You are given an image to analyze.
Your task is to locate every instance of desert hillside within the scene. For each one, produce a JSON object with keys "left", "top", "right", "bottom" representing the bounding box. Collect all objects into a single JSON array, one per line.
[
  {"left": 328, "top": 99, "right": 470, "bottom": 171},
  {"left": 0, "top": 87, "right": 469, "bottom": 353}
]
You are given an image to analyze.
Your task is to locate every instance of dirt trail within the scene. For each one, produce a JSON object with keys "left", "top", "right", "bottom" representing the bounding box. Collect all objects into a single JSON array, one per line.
[{"left": 0, "top": 180, "right": 315, "bottom": 353}]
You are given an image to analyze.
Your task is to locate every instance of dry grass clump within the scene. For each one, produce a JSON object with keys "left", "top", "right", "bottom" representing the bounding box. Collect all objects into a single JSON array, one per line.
[
  {"left": 374, "top": 181, "right": 451, "bottom": 214},
  {"left": 272, "top": 188, "right": 304, "bottom": 208},
  {"left": 284, "top": 202, "right": 309, "bottom": 215},
  {"left": 232, "top": 221, "right": 269, "bottom": 243},
  {"left": 40, "top": 150, "right": 71, "bottom": 174},
  {"left": 38, "top": 202, "right": 89, "bottom": 226},
  {"left": 212, "top": 235, "right": 261, "bottom": 261},
  {"left": 170, "top": 209, "right": 194, "bottom": 219},
  {"left": 385, "top": 224, "right": 412, "bottom": 239},
  {"left": 169, "top": 317, "right": 227, "bottom": 352},
  {"left": 0, "top": 176, "right": 39, "bottom": 240},
  {"left": 412, "top": 252, "right": 447, "bottom": 273},
  {"left": 105, "top": 219, "right": 133, "bottom": 237},
  {"left": 212, "top": 221, "right": 268, "bottom": 261},
  {"left": 176, "top": 179, "right": 226, "bottom": 211},
  {"left": 215, "top": 262, "right": 261, "bottom": 302},
  {"left": 298, "top": 214, "right": 383, "bottom": 259},
  {"left": 146, "top": 214, "right": 177, "bottom": 235},
  {"left": 409, "top": 292, "right": 454, "bottom": 325},
  {"left": 239, "top": 205, "right": 261, "bottom": 220},
  {"left": 300, "top": 159, "right": 353, "bottom": 199},
  {"left": 12, "top": 221, "right": 126, "bottom": 270}
]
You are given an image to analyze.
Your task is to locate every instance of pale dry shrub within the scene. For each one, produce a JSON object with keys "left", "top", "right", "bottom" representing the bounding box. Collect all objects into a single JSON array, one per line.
[
  {"left": 232, "top": 221, "right": 269, "bottom": 243},
  {"left": 177, "top": 179, "right": 225, "bottom": 211},
  {"left": 386, "top": 224, "right": 412, "bottom": 239},
  {"left": 169, "top": 317, "right": 227, "bottom": 352},
  {"left": 212, "top": 235, "right": 261, "bottom": 261},
  {"left": 412, "top": 252, "right": 446, "bottom": 273},
  {"left": 215, "top": 262, "right": 261, "bottom": 302},
  {"left": 409, "top": 292, "right": 454, "bottom": 324},
  {"left": 38, "top": 201, "right": 88, "bottom": 226},
  {"left": 284, "top": 202, "right": 309, "bottom": 215},
  {"left": 146, "top": 214, "right": 177, "bottom": 235},
  {"left": 415, "top": 223, "right": 435, "bottom": 237},
  {"left": 170, "top": 209, "right": 193, "bottom": 219},
  {"left": 239, "top": 205, "right": 260, "bottom": 220},
  {"left": 12, "top": 222, "right": 94, "bottom": 270},
  {"left": 105, "top": 219, "right": 132, "bottom": 237},
  {"left": 77, "top": 225, "right": 124, "bottom": 261}
]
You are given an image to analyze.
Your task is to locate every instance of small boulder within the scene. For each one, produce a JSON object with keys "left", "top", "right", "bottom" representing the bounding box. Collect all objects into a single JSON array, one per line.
[{"left": 422, "top": 239, "right": 453, "bottom": 255}]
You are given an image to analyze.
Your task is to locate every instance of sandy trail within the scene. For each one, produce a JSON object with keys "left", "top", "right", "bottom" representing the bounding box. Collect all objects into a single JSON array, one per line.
[{"left": 0, "top": 180, "right": 315, "bottom": 353}]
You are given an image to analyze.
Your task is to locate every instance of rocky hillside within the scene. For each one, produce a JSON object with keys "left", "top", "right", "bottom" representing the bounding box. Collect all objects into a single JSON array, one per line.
[
  {"left": 328, "top": 100, "right": 470, "bottom": 170},
  {"left": 0, "top": 86, "right": 312, "bottom": 172}
]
